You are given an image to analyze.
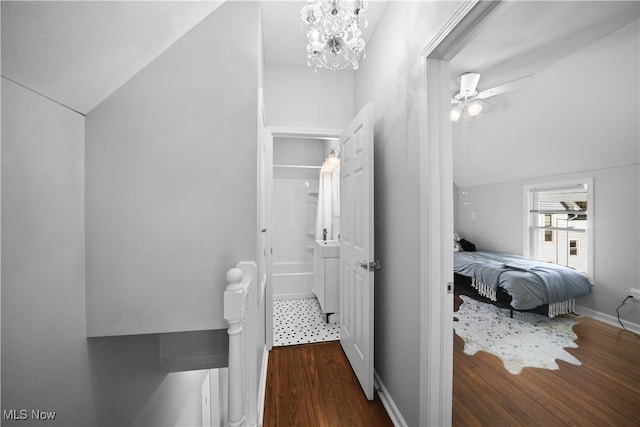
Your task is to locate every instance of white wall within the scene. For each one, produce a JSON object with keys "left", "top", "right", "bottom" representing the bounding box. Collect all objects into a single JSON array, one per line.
[
  {"left": 2, "top": 77, "right": 94, "bottom": 425},
  {"left": 262, "top": 62, "right": 352, "bottom": 301},
  {"left": 87, "top": 334, "right": 209, "bottom": 427},
  {"left": 272, "top": 178, "right": 319, "bottom": 264},
  {"left": 272, "top": 137, "right": 324, "bottom": 265},
  {"left": 85, "top": 1, "right": 260, "bottom": 336},
  {"left": 353, "top": 2, "right": 465, "bottom": 425},
  {"left": 2, "top": 78, "right": 208, "bottom": 427},
  {"left": 264, "top": 64, "right": 353, "bottom": 129}
]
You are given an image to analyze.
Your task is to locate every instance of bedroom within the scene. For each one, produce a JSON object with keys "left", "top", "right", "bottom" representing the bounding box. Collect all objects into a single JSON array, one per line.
[{"left": 449, "top": 1, "right": 640, "bottom": 331}]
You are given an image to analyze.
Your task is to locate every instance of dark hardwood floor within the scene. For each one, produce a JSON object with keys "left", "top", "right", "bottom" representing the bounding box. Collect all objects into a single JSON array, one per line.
[
  {"left": 263, "top": 341, "right": 393, "bottom": 427},
  {"left": 453, "top": 293, "right": 640, "bottom": 427},
  {"left": 263, "top": 298, "right": 639, "bottom": 426}
]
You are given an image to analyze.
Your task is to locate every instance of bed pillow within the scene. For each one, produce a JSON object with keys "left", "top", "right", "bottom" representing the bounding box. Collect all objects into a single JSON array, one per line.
[{"left": 459, "top": 238, "right": 476, "bottom": 252}]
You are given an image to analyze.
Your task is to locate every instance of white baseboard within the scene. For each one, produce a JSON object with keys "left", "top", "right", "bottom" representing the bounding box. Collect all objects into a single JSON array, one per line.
[
  {"left": 374, "top": 370, "right": 407, "bottom": 427},
  {"left": 272, "top": 292, "right": 315, "bottom": 300},
  {"left": 575, "top": 304, "right": 640, "bottom": 334},
  {"left": 257, "top": 344, "right": 269, "bottom": 427}
]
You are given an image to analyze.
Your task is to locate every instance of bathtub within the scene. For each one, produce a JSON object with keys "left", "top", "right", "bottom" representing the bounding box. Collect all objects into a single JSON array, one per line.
[{"left": 272, "top": 262, "right": 315, "bottom": 300}]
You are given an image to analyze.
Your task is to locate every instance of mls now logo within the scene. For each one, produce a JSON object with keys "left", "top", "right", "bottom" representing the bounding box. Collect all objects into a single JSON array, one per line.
[{"left": 3, "top": 409, "right": 56, "bottom": 420}]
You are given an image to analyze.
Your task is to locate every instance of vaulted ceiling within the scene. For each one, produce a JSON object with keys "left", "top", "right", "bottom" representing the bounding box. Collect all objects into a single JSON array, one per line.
[
  {"left": 449, "top": 1, "right": 639, "bottom": 187},
  {"left": 1, "top": 1, "right": 224, "bottom": 114},
  {"left": 449, "top": 1, "right": 640, "bottom": 103},
  {"left": 1, "top": 0, "right": 386, "bottom": 115},
  {"left": 1, "top": 0, "right": 638, "bottom": 128}
]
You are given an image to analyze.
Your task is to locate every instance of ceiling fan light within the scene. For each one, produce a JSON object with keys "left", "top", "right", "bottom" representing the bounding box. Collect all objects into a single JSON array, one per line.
[
  {"left": 450, "top": 106, "right": 462, "bottom": 122},
  {"left": 467, "top": 102, "right": 482, "bottom": 116}
]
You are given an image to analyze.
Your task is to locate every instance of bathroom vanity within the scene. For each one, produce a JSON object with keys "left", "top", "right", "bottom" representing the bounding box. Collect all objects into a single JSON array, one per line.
[{"left": 313, "top": 240, "right": 340, "bottom": 321}]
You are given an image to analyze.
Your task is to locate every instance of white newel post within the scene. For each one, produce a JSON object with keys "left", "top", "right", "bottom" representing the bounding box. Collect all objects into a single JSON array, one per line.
[{"left": 225, "top": 267, "right": 245, "bottom": 427}]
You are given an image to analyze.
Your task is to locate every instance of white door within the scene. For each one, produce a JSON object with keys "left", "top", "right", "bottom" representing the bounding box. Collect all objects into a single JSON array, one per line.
[
  {"left": 259, "top": 96, "right": 268, "bottom": 291},
  {"left": 258, "top": 90, "right": 274, "bottom": 350},
  {"left": 265, "top": 127, "right": 274, "bottom": 350},
  {"left": 340, "top": 102, "right": 375, "bottom": 400}
]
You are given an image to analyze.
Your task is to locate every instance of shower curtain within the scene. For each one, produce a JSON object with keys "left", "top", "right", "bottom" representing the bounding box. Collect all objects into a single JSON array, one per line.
[{"left": 315, "top": 159, "right": 340, "bottom": 241}]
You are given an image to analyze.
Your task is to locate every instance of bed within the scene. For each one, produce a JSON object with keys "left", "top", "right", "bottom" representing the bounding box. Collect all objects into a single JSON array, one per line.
[{"left": 454, "top": 250, "right": 592, "bottom": 317}]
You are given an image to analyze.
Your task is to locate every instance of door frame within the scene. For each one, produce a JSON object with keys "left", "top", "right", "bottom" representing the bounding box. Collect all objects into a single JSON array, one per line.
[
  {"left": 417, "top": 1, "right": 508, "bottom": 425},
  {"left": 263, "top": 126, "right": 343, "bottom": 350}
]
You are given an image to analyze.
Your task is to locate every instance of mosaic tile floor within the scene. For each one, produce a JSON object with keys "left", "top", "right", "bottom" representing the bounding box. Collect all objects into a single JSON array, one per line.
[{"left": 273, "top": 298, "right": 340, "bottom": 347}]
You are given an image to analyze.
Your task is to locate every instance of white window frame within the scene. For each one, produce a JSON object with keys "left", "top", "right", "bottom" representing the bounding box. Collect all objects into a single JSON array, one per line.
[{"left": 523, "top": 178, "right": 594, "bottom": 282}]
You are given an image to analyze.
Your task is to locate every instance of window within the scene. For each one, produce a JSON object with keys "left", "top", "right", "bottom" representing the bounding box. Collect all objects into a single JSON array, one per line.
[
  {"left": 524, "top": 179, "right": 593, "bottom": 281},
  {"left": 543, "top": 214, "right": 555, "bottom": 243},
  {"left": 569, "top": 239, "right": 580, "bottom": 256}
]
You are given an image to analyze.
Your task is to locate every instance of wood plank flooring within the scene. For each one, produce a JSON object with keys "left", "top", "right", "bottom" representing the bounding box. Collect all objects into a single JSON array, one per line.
[
  {"left": 453, "top": 294, "right": 640, "bottom": 427},
  {"left": 264, "top": 298, "right": 639, "bottom": 426},
  {"left": 263, "top": 341, "right": 393, "bottom": 427}
]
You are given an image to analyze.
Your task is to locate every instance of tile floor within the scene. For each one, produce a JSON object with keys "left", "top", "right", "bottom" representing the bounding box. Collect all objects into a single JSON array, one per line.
[{"left": 273, "top": 298, "right": 340, "bottom": 346}]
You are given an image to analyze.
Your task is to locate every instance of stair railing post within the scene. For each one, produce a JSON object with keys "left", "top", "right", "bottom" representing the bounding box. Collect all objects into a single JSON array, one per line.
[{"left": 224, "top": 267, "right": 245, "bottom": 427}]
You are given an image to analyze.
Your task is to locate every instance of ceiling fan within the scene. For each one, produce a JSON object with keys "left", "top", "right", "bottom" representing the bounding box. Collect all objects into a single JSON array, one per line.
[{"left": 450, "top": 72, "right": 533, "bottom": 121}]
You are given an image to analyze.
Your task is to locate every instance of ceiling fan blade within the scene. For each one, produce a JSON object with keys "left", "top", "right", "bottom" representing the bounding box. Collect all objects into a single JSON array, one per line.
[
  {"left": 458, "top": 72, "right": 481, "bottom": 98},
  {"left": 477, "top": 99, "right": 497, "bottom": 114},
  {"left": 476, "top": 75, "right": 533, "bottom": 99}
]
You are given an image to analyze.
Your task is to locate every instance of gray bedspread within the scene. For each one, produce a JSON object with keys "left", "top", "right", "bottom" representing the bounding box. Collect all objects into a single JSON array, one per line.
[{"left": 454, "top": 250, "right": 591, "bottom": 315}]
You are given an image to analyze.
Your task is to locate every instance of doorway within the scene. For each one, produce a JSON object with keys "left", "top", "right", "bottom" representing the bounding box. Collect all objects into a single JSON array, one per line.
[
  {"left": 271, "top": 134, "right": 341, "bottom": 347},
  {"left": 416, "top": 1, "right": 504, "bottom": 425},
  {"left": 263, "top": 127, "right": 342, "bottom": 351}
]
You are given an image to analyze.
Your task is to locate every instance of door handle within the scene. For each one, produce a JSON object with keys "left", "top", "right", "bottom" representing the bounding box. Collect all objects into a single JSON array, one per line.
[{"left": 358, "top": 260, "right": 381, "bottom": 271}]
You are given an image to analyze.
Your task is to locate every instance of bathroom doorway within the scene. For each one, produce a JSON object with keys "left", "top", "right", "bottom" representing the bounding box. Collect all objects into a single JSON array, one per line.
[{"left": 265, "top": 128, "right": 343, "bottom": 348}]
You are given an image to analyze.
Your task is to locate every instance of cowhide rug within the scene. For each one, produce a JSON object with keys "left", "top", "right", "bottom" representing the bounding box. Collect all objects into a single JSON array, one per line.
[{"left": 453, "top": 295, "right": 581, "bottom": 374}]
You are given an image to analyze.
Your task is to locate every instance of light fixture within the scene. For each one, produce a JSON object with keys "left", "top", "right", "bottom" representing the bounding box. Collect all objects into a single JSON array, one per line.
[
  {"left": 449, "top": 104, "right": 463, "bottom": 121},
  {"left": 300, "top": 0, "right": 368, "bottom": 71},
  {"left": 467, "top": 101, "right": 482, "bottom": 117},
  {"left": 326, "top": 149, "right": 341, "bottom": 168},
  {"left": 450, "top": 101, "right": 483, "bottom": 122}
]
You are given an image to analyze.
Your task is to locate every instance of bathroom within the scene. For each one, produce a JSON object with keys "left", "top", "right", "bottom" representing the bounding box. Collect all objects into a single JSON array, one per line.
[{"left": 271, "top": 135, "right": 341, "bottom": 346}]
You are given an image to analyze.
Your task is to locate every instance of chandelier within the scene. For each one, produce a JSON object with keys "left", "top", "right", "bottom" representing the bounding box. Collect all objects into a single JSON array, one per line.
[{"left": 300, "top": 0, "right": 368, "bottom": 71}]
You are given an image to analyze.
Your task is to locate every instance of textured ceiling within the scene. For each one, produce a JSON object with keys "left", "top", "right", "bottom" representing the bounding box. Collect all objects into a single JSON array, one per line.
[{"left": 1, "top": 1, "right": 223, "bottom": 114}]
